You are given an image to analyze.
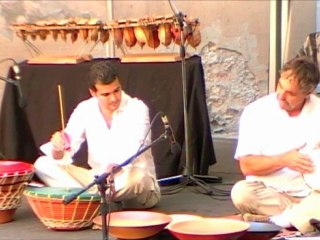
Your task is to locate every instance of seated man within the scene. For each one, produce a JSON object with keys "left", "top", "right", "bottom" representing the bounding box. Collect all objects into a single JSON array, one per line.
[
  {"left": 34, "top": 61, "right": 160, "bottom": 209},
  {"left": 231, "top": 57, "right": 320, "bottom": 234}
]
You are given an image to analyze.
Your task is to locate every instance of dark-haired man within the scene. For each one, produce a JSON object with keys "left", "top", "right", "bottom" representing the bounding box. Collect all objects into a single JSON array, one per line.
[{"left": 35, "top": 61, "right": 160, "bottom": 209}]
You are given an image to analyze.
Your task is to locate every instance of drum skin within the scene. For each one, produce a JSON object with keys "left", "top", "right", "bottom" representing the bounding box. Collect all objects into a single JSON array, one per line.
[
  {"left": 0, "top": 160, "right": 35, "bottom": 185},
  {"left": 24, "top": 187, "right": 101, "bottom": 230}
]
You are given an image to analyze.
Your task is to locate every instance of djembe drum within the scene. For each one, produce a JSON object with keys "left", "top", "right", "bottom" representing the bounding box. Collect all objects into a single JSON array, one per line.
[
  {"left": 24, "top": 187, "right": 101, "bottom": 230},
  {"left": 0, "top": 160, "right": 35, "bottom": 223}
]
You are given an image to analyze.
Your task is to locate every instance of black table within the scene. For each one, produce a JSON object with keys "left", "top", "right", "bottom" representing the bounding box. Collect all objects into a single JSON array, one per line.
[{"left": 0, "top": 56, "right": 216, "bottom": 179}]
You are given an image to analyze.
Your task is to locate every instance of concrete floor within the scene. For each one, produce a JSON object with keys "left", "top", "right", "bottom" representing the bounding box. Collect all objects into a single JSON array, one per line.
[{"left": 0, "top": 138, "right": 244, "bottom": 240}]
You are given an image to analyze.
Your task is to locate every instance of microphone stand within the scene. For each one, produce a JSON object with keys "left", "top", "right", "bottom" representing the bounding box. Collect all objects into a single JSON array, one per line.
[
  {"left": 63, "top": 131, "right": 168, "bottom": 240},
  {"left": 0, "top": 75, "right": 26, "bottom": 108},
  {"left": 0, "top": 76, "right": 18, "bottom": 86},
  {"left": 0, "top": 60, "right": 26, "bottom": 159},
  {"left": 0, "top": 58, "right": 19, "bottom": 86},
  {"left": 0, "top": 58, "right": 26, "bottom": 108},
  {"left": 167, "top": 0, "right": 222, "bottom": 194}
]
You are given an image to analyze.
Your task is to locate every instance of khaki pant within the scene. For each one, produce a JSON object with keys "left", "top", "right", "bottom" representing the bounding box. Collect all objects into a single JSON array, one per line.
[
  {"left": 34, "top": 156, "right": 160, "bottom": 209},
  {"left": 231, "top": 180, "right": 320, "bottom": 234}
]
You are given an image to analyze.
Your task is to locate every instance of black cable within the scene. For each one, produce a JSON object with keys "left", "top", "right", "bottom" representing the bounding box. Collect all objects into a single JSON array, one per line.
[
  {"left": 0, "top": 58, "right": 17, "bottom": 65},
  {"left": 161, "top": 183, "right": 229, "bottom": 197},
  {"left": 161, "top": 174, "right": 235, "bottom": 197},
  {"left": 161, "top": 168, "right": 244, "bottom": 200}
]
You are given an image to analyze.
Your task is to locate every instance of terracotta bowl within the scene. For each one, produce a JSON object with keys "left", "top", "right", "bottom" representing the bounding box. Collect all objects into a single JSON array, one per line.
[
  {"left": 168, "top": 218, "right": 250, "bottom": 240},
  {"left": 238, "top": 222, "right": 282, "bottom": 240},
  {"left": 93, "top": 211, "right": 172, "bottom": 239},
  {"left": 166, "top": 214, "right": 203, "bottom": 229}
]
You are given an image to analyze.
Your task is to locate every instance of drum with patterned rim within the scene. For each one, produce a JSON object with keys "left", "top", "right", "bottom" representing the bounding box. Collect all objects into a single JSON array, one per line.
[
  {"left": 24, "top": 187, "right": 101, "bottom": 230},
  {"left": 0, "top": 160, "right": 35, "bottom": 223}
]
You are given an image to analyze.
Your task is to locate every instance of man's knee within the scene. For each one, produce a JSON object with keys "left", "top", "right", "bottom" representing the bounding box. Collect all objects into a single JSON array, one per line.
[
  {"left": 231, "top": 180, "right": 258, "bottom": 207},
  {"left": 113, "top": 166, "right": 159, "bottom": 203},
  {"left": 126, "top": 167, "right": 149, "bottom": 187}
]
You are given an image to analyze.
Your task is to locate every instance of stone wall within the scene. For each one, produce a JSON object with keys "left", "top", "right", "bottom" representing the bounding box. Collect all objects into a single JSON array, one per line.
[{"left": 201, "top": 42, "right": 266, "bottom": 138}]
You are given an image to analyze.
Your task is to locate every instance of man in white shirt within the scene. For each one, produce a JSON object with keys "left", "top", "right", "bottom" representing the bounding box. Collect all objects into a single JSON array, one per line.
[
  {"left": 34, "top": 61, "right": 160, "bottom": 209},
  {"left": 231, "top": 57, "right": 320, "bottom": 234}
]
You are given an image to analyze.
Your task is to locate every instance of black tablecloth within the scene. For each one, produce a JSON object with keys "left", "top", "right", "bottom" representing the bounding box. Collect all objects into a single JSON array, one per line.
[{"left": 0, "top": 55, "right": 216, "bottom": 179}]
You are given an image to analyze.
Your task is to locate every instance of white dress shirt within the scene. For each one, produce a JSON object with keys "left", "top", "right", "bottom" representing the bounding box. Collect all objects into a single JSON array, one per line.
[{"left": 41, "top": 91, "right": 156, "bottom": 176}]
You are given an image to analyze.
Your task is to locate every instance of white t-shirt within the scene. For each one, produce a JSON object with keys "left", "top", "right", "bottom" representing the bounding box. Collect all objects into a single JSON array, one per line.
[
  {"left": 235, "top": 93, "right": 320, "bottom": 196},
  {"left": 41, "top": 91, "right": 156, "bottom": 176}
]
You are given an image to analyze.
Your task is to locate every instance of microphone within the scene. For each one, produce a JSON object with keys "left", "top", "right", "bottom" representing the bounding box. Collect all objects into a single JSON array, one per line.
[
  {"left": 12, "top": 63, "right": 26, "bottom": 108},
  {"left": 161, "top": 114, "right": 181, "bottom": 154},
  {"left": 168, "top": 0, "right": 192, "bottom": 37}
]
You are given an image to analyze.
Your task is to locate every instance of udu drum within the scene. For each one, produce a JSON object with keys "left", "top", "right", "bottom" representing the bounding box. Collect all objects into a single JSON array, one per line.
[
  {"left": 0, "top": 160, "right": 35, "bottom": 223},
  {"left": 24, "top": 187, "right": 101, "bottom": 230}
]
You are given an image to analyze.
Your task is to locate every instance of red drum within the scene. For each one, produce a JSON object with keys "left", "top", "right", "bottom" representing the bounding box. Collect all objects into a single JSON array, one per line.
[
  {"left": 0, "top": 160, "right": 35, "bottom": 223},
  {"left": 24, "top": 187, "right": 101, "bottom": 230}
]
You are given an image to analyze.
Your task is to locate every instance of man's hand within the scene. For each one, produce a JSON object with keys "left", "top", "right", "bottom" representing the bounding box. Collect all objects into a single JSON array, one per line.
[
  {"left": 105, "top": 163, "right": 119, "bottom": 173},
  {"left": 51, "top": 131, "right": 65, "bottom": 151},
  {"left": 51, "top": 131, "right": 70, "bottom": 159},
  {"left": 239, "top": 143, "right": 314, "bottom": 176},
  {"left": 105, "top": 163, "right": 120, "bottom": 184},
  {"left": 104, "top": 163, "right": 121, "bottom": 200},
  {"left": 282, "top": 144, "right": 314, "bottom": 174}
]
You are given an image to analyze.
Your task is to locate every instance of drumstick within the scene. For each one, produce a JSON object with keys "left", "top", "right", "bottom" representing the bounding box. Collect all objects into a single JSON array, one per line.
[
  {"left": 57, "top": 85, "right": 70, "bottom": 192},
  {"left": 57, "top": 84, "right": 65, "bottom": 130},
  {"left": 57, "top": 84, "right": 71, "bottom": 151}
]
